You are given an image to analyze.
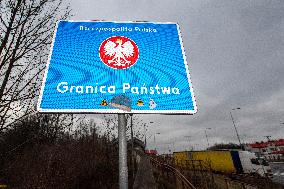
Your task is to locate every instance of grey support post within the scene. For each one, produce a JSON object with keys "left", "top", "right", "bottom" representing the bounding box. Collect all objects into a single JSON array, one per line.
[{"left": 118, "top": 114, "right": 128, "bottom": 189}]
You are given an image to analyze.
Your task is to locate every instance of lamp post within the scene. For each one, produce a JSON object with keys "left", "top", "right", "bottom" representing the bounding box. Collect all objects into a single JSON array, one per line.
[
  {"left": 230, "top": 108, "right": 243, "bottom": 150},
  {"left": 204, "top": 128, "right": 211, "bottom": 149}
]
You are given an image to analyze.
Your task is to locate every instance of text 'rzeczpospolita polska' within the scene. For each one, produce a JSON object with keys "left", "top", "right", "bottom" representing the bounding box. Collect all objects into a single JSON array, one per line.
[
  {"left": 79, "top": 25, "right": 157, "bottom": 33},
  {"left": 57, "top": 82, "right": 180, "bottom": 95}
]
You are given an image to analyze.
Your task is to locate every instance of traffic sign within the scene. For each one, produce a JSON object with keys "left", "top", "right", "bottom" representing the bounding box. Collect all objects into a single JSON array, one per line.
[{"left": 37, "top": 21, "right": 197, "bottom": 114}]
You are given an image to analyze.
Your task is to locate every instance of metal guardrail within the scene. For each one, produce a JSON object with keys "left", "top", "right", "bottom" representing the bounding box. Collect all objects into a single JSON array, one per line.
[{"left": 150, "top": 157, "right": 197, "bottom": 189}]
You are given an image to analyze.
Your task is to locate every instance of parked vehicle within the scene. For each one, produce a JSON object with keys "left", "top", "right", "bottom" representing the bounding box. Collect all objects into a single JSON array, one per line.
[{"left": 173, "top": 150, "right": 272, "bottom": 177}]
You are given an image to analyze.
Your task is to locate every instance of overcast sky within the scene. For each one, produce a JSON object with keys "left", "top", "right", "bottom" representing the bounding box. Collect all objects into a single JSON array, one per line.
[{"left": 67, "top": 0, "right": 284, "bottom": 153}]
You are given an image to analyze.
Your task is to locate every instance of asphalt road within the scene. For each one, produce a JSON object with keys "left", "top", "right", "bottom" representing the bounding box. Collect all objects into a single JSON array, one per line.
[{"left": 270, "top": 162, "right": 284, "bottom": 185}]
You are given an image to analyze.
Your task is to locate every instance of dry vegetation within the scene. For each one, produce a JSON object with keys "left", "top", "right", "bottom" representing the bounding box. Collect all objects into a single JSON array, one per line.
[{"left": 0, "top": 114, "right": 120, "bottom": 188}]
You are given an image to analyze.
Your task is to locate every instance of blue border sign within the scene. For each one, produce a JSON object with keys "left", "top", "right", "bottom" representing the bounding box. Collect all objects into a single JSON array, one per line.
[{"left": 37, "top": 21, "right": 197, "bottom": 114}]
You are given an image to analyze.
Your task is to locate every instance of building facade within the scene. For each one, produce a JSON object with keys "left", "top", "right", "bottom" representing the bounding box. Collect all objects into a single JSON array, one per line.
[{"left": 245, "top": 139, "right": 284, "bottom": 161}]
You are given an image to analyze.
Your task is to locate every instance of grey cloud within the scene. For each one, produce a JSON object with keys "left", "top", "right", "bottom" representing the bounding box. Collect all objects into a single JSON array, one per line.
[{"left": 68, "top": 0, "right": 284, "bottom": 153}]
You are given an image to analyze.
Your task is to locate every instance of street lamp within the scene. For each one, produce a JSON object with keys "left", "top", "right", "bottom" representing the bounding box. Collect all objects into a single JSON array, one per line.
[
  {"left": 204, "top": 128, "right": 211, "bottom": 149},
  {"left": 230, "top": 108, "right": 243, "bottom": 150}
]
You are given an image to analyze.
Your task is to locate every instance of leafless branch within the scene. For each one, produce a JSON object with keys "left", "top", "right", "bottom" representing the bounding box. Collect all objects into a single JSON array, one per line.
[{"left": 0, "top": 0, "right": 71, "bottom": 131}]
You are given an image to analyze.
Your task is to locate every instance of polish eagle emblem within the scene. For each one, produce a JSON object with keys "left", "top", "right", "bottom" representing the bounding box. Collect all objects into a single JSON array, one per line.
[{"left": 99, "top": 36, "right": 139, "bottom": 69}]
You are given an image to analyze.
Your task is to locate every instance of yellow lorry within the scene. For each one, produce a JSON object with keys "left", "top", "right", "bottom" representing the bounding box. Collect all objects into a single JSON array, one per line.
[{"left": 173, "top": 150, "right": 271, "bottom": 176}]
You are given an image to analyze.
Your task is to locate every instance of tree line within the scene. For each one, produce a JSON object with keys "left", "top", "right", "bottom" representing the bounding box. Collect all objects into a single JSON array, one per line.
[{"left": 0, "top": 113, "right": 121, "bottom": 188}]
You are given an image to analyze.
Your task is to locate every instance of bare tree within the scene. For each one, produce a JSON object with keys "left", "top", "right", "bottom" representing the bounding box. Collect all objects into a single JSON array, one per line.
[
  {"left": 0, "top": 0, "right": 71, "bottom": 132},
  {"left": 101, "top": 114, "right": 148, "bottom": 142}
]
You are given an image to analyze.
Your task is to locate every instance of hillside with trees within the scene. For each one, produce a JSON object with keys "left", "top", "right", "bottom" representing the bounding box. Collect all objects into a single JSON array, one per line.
[{"left": 0, "top": 114, "right": 120, "bottom": 188}]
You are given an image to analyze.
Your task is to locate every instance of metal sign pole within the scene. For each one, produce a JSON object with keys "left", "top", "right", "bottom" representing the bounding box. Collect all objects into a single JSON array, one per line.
[{"left": 118, "top": 113, "right": 128, "bottom": 189}]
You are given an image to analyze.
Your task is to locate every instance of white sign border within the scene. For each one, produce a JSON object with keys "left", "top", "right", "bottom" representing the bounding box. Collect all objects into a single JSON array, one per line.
[{"left": 37, "top": 20, "right": 197, "bottom": 115}]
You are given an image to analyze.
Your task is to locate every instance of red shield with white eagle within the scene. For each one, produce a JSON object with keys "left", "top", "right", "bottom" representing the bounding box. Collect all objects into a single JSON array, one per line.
[{"left": 99, "top": 36, "right": 139, "bottom": 69}]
